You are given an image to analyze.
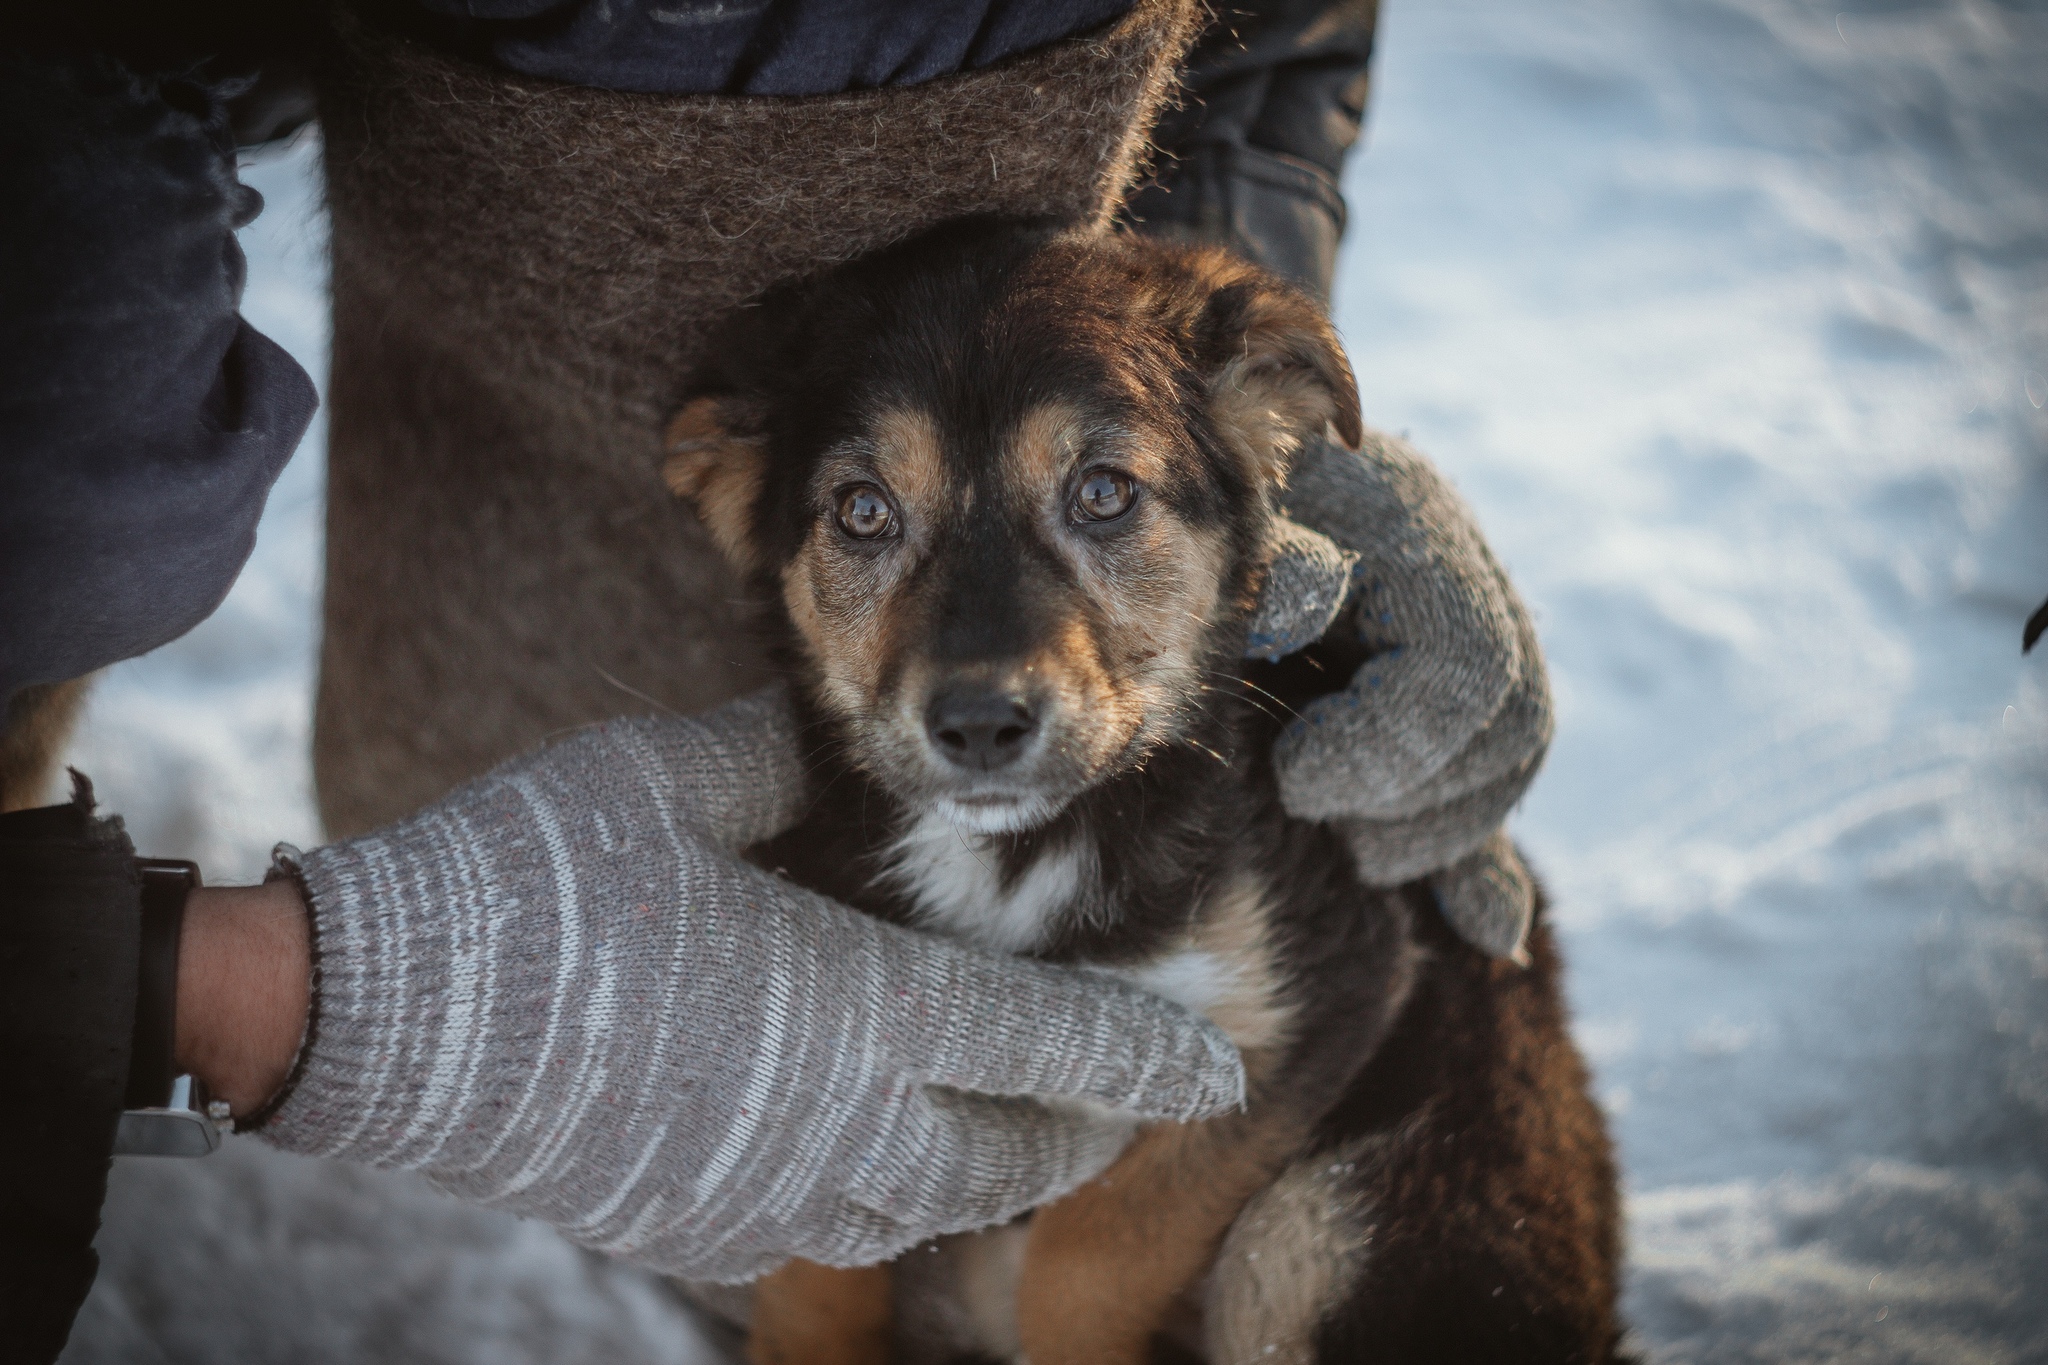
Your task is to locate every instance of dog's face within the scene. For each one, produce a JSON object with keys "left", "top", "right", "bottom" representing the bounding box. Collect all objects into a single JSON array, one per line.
[{"left": 667, "top": 221, "right": 1360, "bottom": 834}]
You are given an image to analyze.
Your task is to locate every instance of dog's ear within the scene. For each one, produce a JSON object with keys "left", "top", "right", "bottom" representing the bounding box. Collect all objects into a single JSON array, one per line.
[
  {"left": 664, "top": 392, "right": 769, "bottom": 574},
  {"left": 1195, "top": 264, "right": 1363, "bottom": 482},
  {"left": 665, "top": 286, "right": 811, "bottom": 574}
]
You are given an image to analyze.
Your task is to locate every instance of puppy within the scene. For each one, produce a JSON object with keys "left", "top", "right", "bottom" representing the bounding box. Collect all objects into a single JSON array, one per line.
[{"left": 665, "top": 218, "right": 1624, "bottom": 1365}]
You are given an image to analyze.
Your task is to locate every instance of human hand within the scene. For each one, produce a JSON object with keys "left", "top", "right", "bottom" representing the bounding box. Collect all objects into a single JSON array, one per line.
[
  {"left": 1245, "top": 433, "right": 1553, "bottom": 959},
  {"left": 253, "top": 688, "right": 1243, "bottom": 1282}
]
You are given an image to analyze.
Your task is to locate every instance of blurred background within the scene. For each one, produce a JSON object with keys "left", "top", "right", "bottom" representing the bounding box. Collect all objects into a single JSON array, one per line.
[{"left": 54, "top": 0, "right": 2048, "bottom": 1360}]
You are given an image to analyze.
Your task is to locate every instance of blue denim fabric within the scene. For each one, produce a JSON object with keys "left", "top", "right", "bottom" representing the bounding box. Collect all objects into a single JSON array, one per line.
[
  {"left": 1, "top": 55, "right": 317, "bottom": 704},
  {"left": 412, "top": 0, "right": 1136, "bottom": 96}
]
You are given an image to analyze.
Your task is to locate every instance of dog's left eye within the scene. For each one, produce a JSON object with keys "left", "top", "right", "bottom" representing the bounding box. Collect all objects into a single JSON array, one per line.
[
  {"left": 835, "top": 485, "right": 897, "bottom": 539},
  {"left": 1074, "top": 469, "right": 1136, "bottom": 522}
]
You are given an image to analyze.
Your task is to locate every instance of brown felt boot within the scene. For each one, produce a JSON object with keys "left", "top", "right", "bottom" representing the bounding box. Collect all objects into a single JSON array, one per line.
[{"left": 311, "top": 2, "right": 1201, "bottom": 836}]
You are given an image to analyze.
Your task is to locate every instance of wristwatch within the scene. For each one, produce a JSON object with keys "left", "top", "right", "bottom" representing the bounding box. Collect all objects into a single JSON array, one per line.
[{"left": 112, "top": 858, "right": 231, "bottom": 1157}]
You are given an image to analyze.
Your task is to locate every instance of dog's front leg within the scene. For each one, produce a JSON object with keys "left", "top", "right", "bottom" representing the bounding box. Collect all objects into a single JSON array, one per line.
[
  {"left": 1015, "top": 1114, "right": 1302, "bottom": 1365},
  {"left": 747, "top": 1259, "right": 893, "bottom": 1365}
]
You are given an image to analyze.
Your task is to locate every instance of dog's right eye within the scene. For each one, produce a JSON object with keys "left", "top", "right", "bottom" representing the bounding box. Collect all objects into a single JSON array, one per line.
[
  {"left": 835, "top": 485, "right": 897, "bottom": 539},
  {"left": 1073, "top": 469, "right": 1135, "bottom": 522}
]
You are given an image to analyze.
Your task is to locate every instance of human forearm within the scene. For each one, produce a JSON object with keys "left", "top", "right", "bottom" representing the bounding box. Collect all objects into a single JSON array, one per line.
[{"left": 175, "top": 878, "right": 311, "bottom": 1119}]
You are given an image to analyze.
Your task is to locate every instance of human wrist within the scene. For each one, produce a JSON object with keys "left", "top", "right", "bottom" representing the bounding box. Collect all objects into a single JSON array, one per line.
[{"left": 174, "top": 878, "right": 311, "bottom": 1118}]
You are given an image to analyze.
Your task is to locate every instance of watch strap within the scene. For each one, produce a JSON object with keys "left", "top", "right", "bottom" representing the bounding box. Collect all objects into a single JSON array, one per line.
[{"left": 122, "top": 858, "right": 199, "bottom": 1110}]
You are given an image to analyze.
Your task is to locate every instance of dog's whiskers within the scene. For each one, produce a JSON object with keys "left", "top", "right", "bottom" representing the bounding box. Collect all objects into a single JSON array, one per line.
[
  {"left": 1201, "top": 668, "right": 1302, "bottom": 721},
  {"left": 1197, "top": 682, "right": 1288, "bottom": 722},
  {"left": 797, "top": 746, "right": 853, "bottom": 784}
]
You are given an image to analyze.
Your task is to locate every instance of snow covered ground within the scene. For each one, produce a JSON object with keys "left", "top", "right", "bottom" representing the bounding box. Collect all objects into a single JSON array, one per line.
[{"left": 55, "top": 0, "right": 2048, "bottom": 1360}]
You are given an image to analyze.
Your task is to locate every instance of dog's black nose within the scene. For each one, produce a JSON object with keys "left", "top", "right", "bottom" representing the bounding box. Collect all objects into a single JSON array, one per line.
[{"left": 926, "top": 686, "right": 1040, "bottom": 770}]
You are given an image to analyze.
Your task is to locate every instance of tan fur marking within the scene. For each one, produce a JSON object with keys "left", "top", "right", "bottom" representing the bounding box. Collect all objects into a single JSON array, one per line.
[
  {"left": 780, "top": 546, "right": 886, "bottom": 724},
  {"left": 1080, "top": 501, "right": 1226, "bottom": 639},
  {"left": 664, "top": 397, "right": 766, "bottom": 572},
  {"left": 1070, "top": 509, "right": 1229, "bottom": 761},
  {"left": 1191, "top": 874, "right": 1297, "bottom": 1061},
  {"left": 869, "top": 407, "right": 952, "bottom": 525},
  {"left": 1010, "top": 399, "right": 1182, "bottom": 494},
  {"left": 1005, "top": 401, "right": 1084, "bottom": 504},
  {"left": 1015, "top": 1116, "right": 1305, "bottom": 1365},
  {"left": 1205, "top": 1138, "right": 1381, "bottom": 1365},
  {"left": 1, "top": 676, "right": 94, "bottom": 813},
  {"left": 1033, "top": 613, "right": 1133, "bottom": 776},
  {"left": 747, "top": 1259, "right": 892, "bottom": 1365}
]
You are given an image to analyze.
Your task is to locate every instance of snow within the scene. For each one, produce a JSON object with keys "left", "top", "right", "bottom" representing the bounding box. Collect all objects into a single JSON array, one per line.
[{"left": 55, "top": 0, "right": 2048, "bottom": 1359}]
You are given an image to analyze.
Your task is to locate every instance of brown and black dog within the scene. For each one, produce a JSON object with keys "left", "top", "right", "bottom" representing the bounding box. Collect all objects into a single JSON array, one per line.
[{"left": 664, "top": 218, "right": 1624, "bottom": 1365}]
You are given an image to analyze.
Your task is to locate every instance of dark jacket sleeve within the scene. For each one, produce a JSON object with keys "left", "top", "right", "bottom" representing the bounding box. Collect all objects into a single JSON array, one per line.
[
  {"left": 0, "top": 52, "right": 317, "bottom": 708},
  {"left": 0, "top": 780, "right": 140, "bottom": 1363}
]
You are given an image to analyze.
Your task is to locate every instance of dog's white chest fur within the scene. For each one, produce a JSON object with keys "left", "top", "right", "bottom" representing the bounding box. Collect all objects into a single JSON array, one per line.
[
  {"left": 882, "top": 811, "right": 1092, "bottom": 954},
  {"left": 883, "top": 816, "right": 1292, "bottom": 1056},
  {"left": 877, "top": 836, "right": 1296, "bottom": 1365}
]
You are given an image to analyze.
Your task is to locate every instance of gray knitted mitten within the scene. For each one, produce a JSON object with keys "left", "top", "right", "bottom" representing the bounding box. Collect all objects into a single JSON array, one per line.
[
  {"left": 260, "top": 689, "right": 1243, "bottom": 1282},
  {"left": 1246, "top": 433, "right": 1553, "bottom": 961}
]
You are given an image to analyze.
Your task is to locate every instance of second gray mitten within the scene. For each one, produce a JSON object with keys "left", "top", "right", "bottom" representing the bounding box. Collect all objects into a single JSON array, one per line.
[{"left": 1247, "top": 433, "right": 1553, "bottom": 959}]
